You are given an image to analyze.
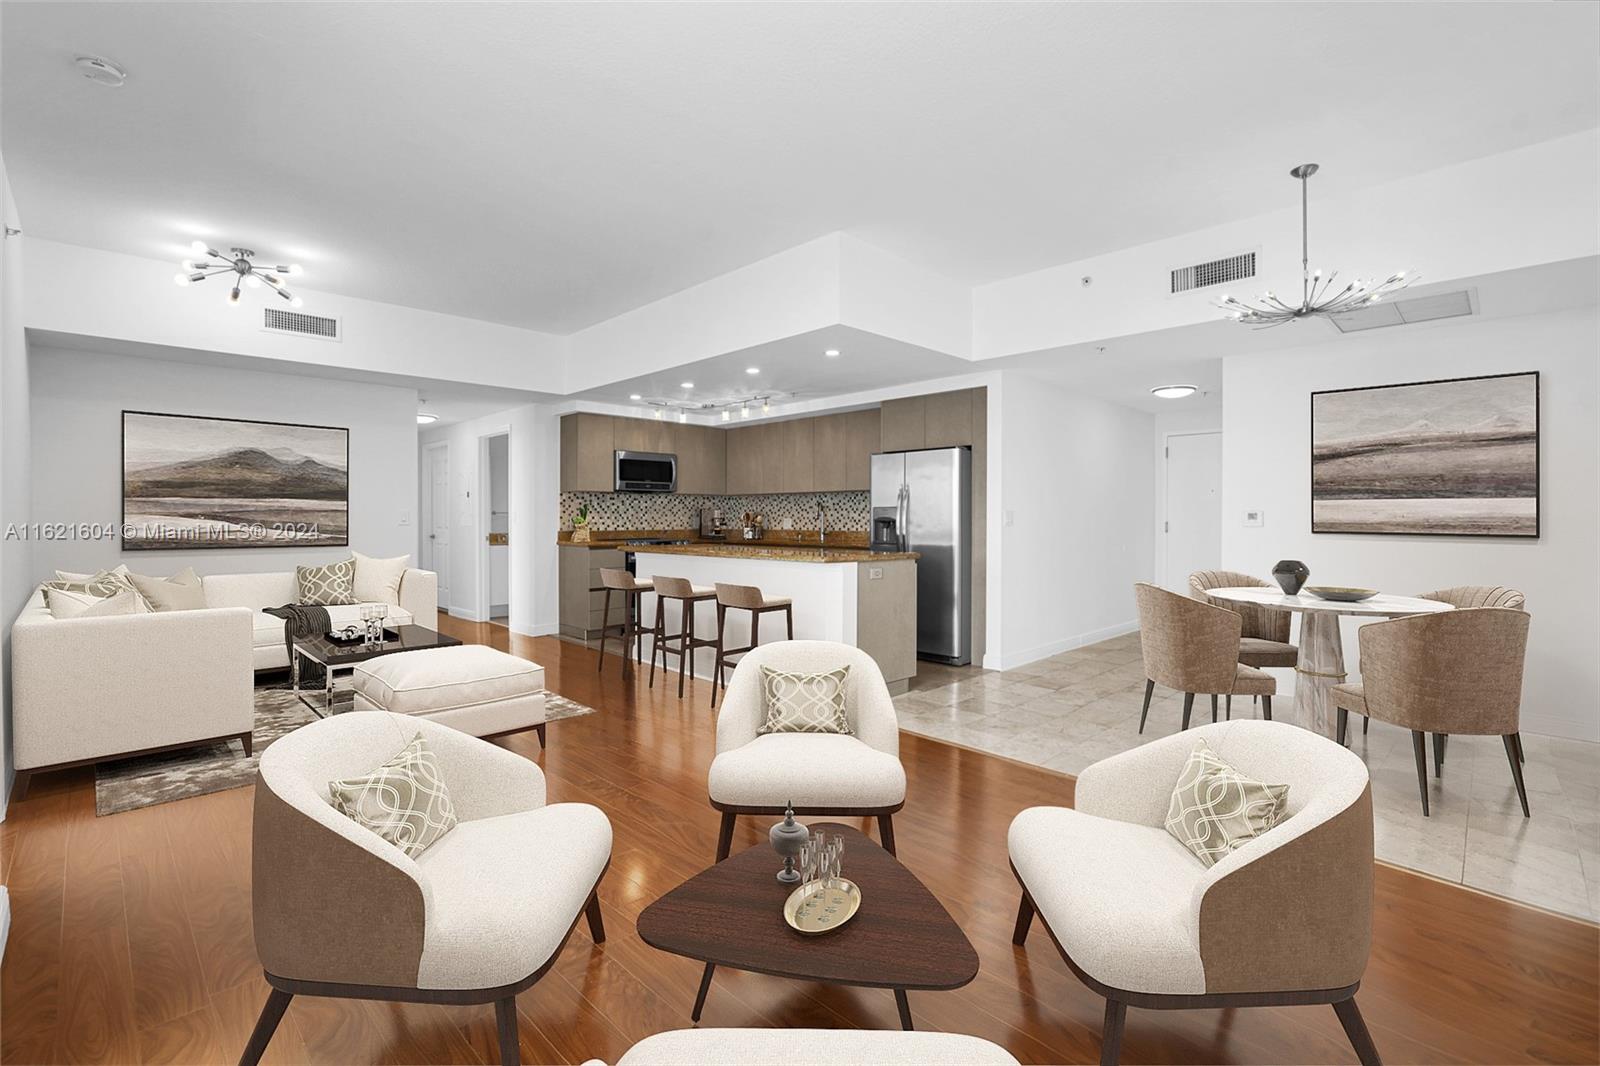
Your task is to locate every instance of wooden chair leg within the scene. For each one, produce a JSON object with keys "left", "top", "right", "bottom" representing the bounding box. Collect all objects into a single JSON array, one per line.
[
  {"left": 1363, "top": 714, "right": 1369, "bottom": 735},
  {"left": 241, "top": 732, "right": 254, "bottom": 758},
  {"left": 1210, "top": 693, "right": 1218, "bottom": 723},
  {"left": 1333, "top": 996, "right": 1382, "bottom": 1066},
  {"left": 785, "top": 604, "right": 794, "bottom": 639},
  {"left": 584, "top": 888, "right": 606, "bottom": 943},
  {"left": 1012, "top": 891, "right": 1035, "bottom": 944},
  {"left": 238, "top": 986, "right": 293, "bottom": 1066},
  {"left": 1225, "top": 694, "right": 1232, "bottom": 720},
  {"left": 1261, "top": 694, "right": 1272, "bottom": 721},
  {"left": 495, "top": 995, "right": 521, "bottom": 1066},
  {"left": 1138, "top": 679, "right": 1154, "bottom": 734},
  {"left": 679, "top": 601, "right": 692, "bottom": 699},
  {"left": 710, "top": 604, "right": 726, "bottom": 709},
  {"left": 715, "top": 810, "right": 737, "bottom": 861},
  {"left": 1514, "top": 732, "right": 1525, "bottom": 764},
  {"left": 1411, "top": 731, "right": 1430, "bottom": 817},
  {"left": 1337, "top": 706, "right": 1348, "bottom": 746},
  {"left": 751, "top": 608, "right": 761, "bottom": 651},
  {"left": 1432, "top": 733, "right": 1446, "bottom": 776},
  {"left": 596, "top": 590, "right": 612, "bottom": 671},
  {"left": 1100, "top": 998, "right": 1127, "bottom": 1066},
  {"left": 534, "top": 723, "right": 546, "bottom": 749},
  {"left": 1504, "top": 734, "right": 1531, "bottom": 818},
  {"left": 877, "top": 812, "right": 897, "bottom": 856},
  {"left": 1180, "top": 692, "right": 1194, "bottom": 730},
  {"left": 647, "top": 601, "right": 662, "bottom": 688}
]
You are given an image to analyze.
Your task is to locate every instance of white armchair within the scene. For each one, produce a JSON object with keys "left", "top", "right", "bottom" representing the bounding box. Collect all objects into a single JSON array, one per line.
[
  {"left": 708, "top": 640, "right": 906, "bottom": 860},
  {"left": 1009, "top": 720, "right": 1378, "bottom": 1066},
  {"left": 243, "top": 712, "right": 612, "bottom": 1066},
  {"left": 598, "top": 1027, "right": 1019, "bottom": 1064}
]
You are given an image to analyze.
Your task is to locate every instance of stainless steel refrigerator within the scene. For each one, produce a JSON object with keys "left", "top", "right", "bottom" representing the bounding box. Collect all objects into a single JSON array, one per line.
[{"left": 870, "top": 447, "right": 972, "bottom": 665}]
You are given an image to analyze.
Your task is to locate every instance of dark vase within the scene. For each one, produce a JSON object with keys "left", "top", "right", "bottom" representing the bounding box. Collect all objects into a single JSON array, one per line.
[{"left": 1272, "top": 560, "right": 1310, "bottom": 596}]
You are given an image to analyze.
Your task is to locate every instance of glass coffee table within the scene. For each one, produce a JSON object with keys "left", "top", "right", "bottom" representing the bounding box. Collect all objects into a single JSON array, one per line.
[{"left": 291, "top": 624, "right": 462, "bottom": 717}]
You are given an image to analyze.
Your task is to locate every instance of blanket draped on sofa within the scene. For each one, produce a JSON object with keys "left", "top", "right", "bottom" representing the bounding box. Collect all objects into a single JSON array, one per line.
[{"left": 263, "top": 604, "right": 331, "bottom": 686}]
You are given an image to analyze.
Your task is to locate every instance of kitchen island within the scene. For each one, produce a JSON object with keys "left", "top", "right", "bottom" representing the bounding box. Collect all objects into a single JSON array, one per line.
[{"left": 626, "top": 542, "right": 919, "bottom": 693}]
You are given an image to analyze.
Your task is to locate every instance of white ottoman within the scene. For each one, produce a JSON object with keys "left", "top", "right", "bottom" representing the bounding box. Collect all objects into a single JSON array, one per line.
[{"left": 352, "top": 645, "right": 548, "bottom": 747}]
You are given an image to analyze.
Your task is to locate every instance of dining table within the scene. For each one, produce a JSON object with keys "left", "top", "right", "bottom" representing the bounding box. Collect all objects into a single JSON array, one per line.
[{"left": 1204, "top": 587, "right": 1454, "bottom": 739}]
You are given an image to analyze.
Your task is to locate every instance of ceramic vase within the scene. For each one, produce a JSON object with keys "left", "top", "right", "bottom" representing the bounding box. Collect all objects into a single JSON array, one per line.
[
  {"left": 1272, "top": 560, "right": 1310, "bottom": 596},
  {"left": 769, "top": 803, "right": 809, "bottom": 884}
]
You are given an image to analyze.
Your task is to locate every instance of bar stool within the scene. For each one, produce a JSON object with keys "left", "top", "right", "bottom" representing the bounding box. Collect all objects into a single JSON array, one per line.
[
  {"left": 710, "top": 582, "right": 793, "bottom": 709},
  {"left": 596, "top": 568, "right": 654, "bottom": 679},
  {"left": 647, "top": 576, "right": 719, "bottom": 698}
]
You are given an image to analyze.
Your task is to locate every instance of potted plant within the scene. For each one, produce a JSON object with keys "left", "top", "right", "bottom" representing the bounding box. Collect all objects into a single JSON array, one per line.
[{"left": 571, "top": 503, "right": 592, "bottom": 543}]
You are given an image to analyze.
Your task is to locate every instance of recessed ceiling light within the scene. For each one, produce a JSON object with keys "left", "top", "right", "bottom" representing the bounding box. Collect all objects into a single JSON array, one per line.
[
  {"left": 629, "top": 393, "right": 642, "bottom": 401},
  {"left": 745, "top": 367, "right": 760, "bottom": 375},
  {"left": 416, "top": 413, "right": 438, "bottom": 425},
  {"left": 824, "top": 349, "right": 841, "bottom": 358},
  {"left": 1150, "top": 385, "right": 1198, "bottom": 400},
  {"left": 74, "top": 55, "right": 128, "bottom": 87},
  {"left": 680, "top": 381, "right": 694, "bottom": 389}
]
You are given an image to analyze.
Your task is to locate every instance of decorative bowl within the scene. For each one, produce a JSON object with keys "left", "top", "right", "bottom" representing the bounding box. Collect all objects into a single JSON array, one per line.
[
  {"left": 1304, "top": 586, "right": 1379, "bottom": 603},
  {"left": 783, "top": 878, "right": 861, "bottom": 935}
]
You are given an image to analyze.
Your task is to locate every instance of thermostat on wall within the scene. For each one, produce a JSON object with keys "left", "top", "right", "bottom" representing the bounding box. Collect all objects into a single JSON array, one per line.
[{"left": 1243, "top": 510, "right": 1264, "bottom": 527}]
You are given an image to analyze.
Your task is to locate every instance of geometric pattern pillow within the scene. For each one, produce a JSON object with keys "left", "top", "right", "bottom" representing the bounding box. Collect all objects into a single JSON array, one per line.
[
  {"left": 1164, "top": 740, "right": 1289, "bottom": 868},
  {"left": 327, "top": 733, "right": 458, "bottom": 858},
  {"left": 757, "top": 665, "right": 853, "bottom": 735},
  {"left": 44, "top": 586, "right": 142, "bottom": 620},
  {"left": 42, "top": 567, "right": 143, "bottom": 603},
  {"left": 297, "top": 559, "right": 356, "bottom": 606}
]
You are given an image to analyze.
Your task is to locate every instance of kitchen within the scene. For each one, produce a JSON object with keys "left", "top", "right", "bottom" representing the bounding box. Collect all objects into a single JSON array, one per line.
[{"left": 556, "top": 387, "right": 987, "bottom": 693}]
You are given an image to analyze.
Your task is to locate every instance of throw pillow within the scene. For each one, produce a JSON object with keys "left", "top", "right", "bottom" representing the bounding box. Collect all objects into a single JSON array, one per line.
[
  {"left": 127, "top": 567, "right": 206, "bottom": 612},
  {"left": 43, "top": 566, "right": 139, "bottom": 599},
  {"left": 55, "top": 563, "right": 130, "bottom": 583},
  {"left": 297, "top": 559, "right": 356, "bottom": 606},
  {"left": 758, "top": 665, "right": 853, "bottom": 735},
  {"left": 328, "top": 733, "right": 458, "bottom": 857},
  {"left": 45, "top": 586, "right": 141, "bottom": 620},
  {"left": 1164, "top": 740, "right": 1290, "bottom": 868},
  {"left": 352, "top": 551, "right": 410, "bottom": 605}
]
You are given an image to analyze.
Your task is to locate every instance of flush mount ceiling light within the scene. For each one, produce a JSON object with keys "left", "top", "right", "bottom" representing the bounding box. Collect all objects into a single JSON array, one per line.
[
  {"left": 75, "top": 54, "right": 128, "bottom": 87},
  {"left": 1150, "top": 384, "right": 1198, "bottom": 400},
  {"left": 680, "top": 381, "right": 695, "bottom": 389},
  {"left": 416, "top": 398, "right": 438, "bottom": 425},
  {"left": 175, "top": 242, "right": 304, "bottom": 307},
  {"left": 823, "top": 349, "right": 841, "bottom": 358},
  {"left": 745, "top": 366, "right": 760, "bottom": 375},
  {"left": 1218, "top": 164, "right": 1415, "bottom": 328}
]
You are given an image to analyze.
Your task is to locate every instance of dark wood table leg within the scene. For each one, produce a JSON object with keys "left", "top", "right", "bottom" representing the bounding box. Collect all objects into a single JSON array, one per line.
[
  {"left": 894, "top": 988, "right": 913, "bottom": 1030},
  {"left": 691, "top": 962, "right": 716, "bottom": 1022}
]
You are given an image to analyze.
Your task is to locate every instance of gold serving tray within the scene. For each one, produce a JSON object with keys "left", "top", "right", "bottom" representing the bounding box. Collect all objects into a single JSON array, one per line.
[
  {"left": 783, "top": 878, "right": 861, "bottom": 935},
  {"left": 1304, "top": 586, "right": 1379, "bottom": 602}
]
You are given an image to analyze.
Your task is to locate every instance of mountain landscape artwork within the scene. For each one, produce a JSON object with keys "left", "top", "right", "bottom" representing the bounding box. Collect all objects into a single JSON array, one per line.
[
  {"left": 122, "top": 411, "right": 349, "bottom": 550},
  {"left": 1311, "top": 372, "right": 1538, "bottom": 537}
]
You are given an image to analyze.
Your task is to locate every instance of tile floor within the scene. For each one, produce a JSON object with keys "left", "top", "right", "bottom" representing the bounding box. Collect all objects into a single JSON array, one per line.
[{"left": 896, "top": 631, "right": 1600, "bottom": 922}]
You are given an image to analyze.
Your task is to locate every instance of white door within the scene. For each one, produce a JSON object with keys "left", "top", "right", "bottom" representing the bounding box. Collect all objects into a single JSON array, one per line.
[
  {"left": 427, "top": 447, "right": 451, "bottom": 605},
  {"left": 1164, "top": 432, "right": 1222, "bottom": 590}
]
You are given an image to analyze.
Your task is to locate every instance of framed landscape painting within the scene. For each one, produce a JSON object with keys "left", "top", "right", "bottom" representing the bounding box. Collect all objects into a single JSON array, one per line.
[
  {"left": 122, "top": 411, "right": 349, "bottom": 550},
  {"left": 1311, "top": 371, "right": 1539, "bottom": 537}
]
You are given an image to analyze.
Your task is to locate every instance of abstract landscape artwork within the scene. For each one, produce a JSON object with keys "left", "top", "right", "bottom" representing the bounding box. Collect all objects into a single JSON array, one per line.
[
  {"left": 1311, "top": 372, "right": 1538, "bottom": 537},
  {"left": 122, "top": 411, "right": 349, "bottom": 550}
]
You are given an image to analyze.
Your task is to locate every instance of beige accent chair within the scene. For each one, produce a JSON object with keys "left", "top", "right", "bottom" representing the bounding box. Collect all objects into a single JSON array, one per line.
[
  {"left": 1010, "top": 720, "right": 1378, "bottom": 1066},
  {"left": 708, "top": 640, "right": 904, "bottom": 860},
  {"left": 1332, "top": 607, "right": 1531, "bottom": 818},
  {"left": 1188, "top": 570, "right": 1298, "bottom": 669},
  {"left": 593, "top": 1028, "right": 1019, "bottom": 1064},
  {"left": 243, "top": 712, "right": 612, "bottom": 1066},
  {"left": 1135, "top": 583, "right": 1275, "bottom": 733}
]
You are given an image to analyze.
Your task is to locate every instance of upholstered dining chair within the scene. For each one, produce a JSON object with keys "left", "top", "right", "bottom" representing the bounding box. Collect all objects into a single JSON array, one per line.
[
  {"left": 1009, "top": 720, "right": 1378, "bottom": 1066},
  {"left": 1346, "top": 585, "right": 1527, "bottom": 743},
  {"left": 1188, "top": 570, "right": 1298, "bottom": 671},
  {"left": 242, "top": 712, "right": 613, "bottom": 1066},
  {"left": 1332, "top": 607, "right": 1532, "bottom": 818},
  {"left": 707, "top": 640, "right": 905, "bottom": 861},
  {"left": 1135, "top": 583, "right": 1275, "bottom": 733}
]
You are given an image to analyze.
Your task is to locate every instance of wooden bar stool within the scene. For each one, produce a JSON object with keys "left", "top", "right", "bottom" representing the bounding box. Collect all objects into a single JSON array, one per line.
[
  {"left": 647, "top": 576, "right": 719, "bottom": 698},
  {"left": 596, "top": 568, "right": 654, "bottom": 679},
  {"left": 710, "top": 582, "right": 793, "bottom": 709}
]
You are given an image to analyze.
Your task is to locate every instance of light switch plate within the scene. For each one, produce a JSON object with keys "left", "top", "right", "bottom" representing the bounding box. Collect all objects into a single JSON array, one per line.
[
  {"left": 1243, "top": 509, "right": 1264, "bottom": 527},
  {"left": 399, "top": 510, "right": 410, "bottom": 526},
  {"left": 868, "top": 566, "right": 883, "bottom": 580}
]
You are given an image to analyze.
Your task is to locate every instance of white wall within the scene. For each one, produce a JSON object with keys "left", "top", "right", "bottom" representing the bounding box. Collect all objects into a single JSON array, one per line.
[
  {"left": 989, "top": 371, "right": 1156, "bottom": 669},
  {"left": 1221, "top": 308, "right": 1600, "bottom": 741},
  {"left": 28, "top": 345, "right": 419, "bottom": 580},
  {"left": 419, "top": 404, "right": 561, "bottom": 635},
  {"left": 0, "top": 140, "right": 29, "bottom": 818}
]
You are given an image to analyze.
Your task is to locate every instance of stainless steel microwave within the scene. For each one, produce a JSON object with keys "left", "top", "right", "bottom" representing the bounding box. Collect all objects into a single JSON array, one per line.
[{"left": 614, "top": 450, "right": 677, "bottom": 493}]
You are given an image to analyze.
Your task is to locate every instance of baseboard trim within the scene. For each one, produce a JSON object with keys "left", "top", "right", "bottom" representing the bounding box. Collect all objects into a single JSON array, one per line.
[
  {"left": 510, "top": 622, "right": 560, "bottom": 638},
  {"left": 994, "top": 619, "right": 1139, "bottom": 672}
]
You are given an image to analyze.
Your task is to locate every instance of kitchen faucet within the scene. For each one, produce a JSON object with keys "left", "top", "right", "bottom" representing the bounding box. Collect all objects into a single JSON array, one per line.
[{"left": 816, "top": 501, "right": 827, "bottom": 544}]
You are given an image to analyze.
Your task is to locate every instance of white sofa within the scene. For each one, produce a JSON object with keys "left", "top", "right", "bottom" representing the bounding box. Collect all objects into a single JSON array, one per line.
[{"left": 9, "top": 564, "right": 438, "bottom": 799}]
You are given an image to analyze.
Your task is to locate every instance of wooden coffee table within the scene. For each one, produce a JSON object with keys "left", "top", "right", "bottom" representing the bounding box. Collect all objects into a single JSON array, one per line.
[{"left": 636, "top": 822, "right": 978, "bottom": 1030}]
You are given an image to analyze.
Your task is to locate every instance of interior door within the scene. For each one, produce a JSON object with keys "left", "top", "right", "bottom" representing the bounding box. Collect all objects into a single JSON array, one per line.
[
  {"left": 1164, "top": 432, "right": 1222, "bottom": 590},
  {"left": 428, "top": 447, "right": 451, "bottom": 605}
]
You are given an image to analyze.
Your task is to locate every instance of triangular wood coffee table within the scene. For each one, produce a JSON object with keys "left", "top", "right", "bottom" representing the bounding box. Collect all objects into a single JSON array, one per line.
[{"left": 637, "top": 822, "right": 978, "bottom": 1029}]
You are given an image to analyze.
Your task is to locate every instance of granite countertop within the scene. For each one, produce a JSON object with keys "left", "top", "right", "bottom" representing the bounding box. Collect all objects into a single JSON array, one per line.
[{"left": 620, "top": 542, "right": 919, "bottom": 564}]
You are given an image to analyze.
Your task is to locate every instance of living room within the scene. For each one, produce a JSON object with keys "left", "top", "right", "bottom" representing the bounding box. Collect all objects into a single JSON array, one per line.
[{"left": 1, "top": 4, "right": 1598, "bottom": 1066}]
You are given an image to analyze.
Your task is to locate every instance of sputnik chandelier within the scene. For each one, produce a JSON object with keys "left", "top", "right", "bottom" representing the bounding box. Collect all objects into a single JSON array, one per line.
[
  {"left": 1218, "top": 164, "right": 1415, "bottom": 328},
  {"left": 637, "top": 393, "right": 785, "bottom": 423},
  {"left": 174, "top": 242, "right": 304, "bottom": 307}
]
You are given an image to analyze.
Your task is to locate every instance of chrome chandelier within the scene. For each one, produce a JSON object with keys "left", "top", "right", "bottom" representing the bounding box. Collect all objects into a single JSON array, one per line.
[
  {"left": 1219, "top": 163, "right": 1414, "bottom": 327},
  {"left": 174, "top": 242, "right": 304, "bottom": 307}
]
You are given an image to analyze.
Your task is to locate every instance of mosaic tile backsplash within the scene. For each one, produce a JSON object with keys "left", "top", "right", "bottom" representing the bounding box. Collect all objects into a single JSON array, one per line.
[{"left": 561, "top": 491, "right": 870, "bottom": 532}]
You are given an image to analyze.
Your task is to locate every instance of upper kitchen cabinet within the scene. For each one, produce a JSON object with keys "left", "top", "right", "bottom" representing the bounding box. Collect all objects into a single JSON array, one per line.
[
  {"left": 612, "top": 415, "right": 674, "bottom": 455},
  {"left": 674, "top": 423, "right": 726, "bottom": 495},
  {"left": 812, "top": 408, "right": 880, "bottom": 491},
  {"left": 924, "top": 389, "right": 976, "bottom": 448},
  {"left": 725, "top": 423, "right": 762, "bottom": 495},
  {"left": 559, "top": 413, "right": 614, "bottom": 492},
  {"left": 878, "top": 395, "right": 926, "bottom": 451}
]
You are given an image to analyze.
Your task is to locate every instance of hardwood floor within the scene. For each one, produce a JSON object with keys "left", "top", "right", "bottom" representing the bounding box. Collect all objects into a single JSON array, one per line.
[{"left": 2, "top": 616, "right": 1596, "bottom": 1065}]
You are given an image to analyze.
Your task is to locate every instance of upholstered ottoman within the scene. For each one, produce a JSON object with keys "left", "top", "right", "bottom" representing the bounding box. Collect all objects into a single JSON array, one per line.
[{"left": 352, "top": 645, "right": 548, "bottom": 747}]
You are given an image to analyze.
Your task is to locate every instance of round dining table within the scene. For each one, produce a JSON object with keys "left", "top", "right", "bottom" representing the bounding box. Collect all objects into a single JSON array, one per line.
[{"left": 1204, "top": 588, "right": 1454, "bottom": 739}]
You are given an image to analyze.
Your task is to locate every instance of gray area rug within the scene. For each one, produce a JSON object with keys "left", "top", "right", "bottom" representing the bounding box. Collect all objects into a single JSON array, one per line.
[{"left": 94, "top": 683, "right": 597, "bottom": 816}]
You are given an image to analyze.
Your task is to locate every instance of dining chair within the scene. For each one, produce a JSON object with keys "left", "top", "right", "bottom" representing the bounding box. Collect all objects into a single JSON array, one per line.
[
  {"left": 1331, "top": 607, "right": 1531, "bottom": 817},
  {"left": 1188, "top": 570, "right": 1298, "bottom": 670},
  {"left": 1134, "top": 583, "right": 1274, "bottom": 733}
]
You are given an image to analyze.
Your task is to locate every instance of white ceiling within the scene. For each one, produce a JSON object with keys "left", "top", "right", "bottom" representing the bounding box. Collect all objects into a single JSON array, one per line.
[{"left": 4, "top": 2, "right": 1596, "bottom": 334}]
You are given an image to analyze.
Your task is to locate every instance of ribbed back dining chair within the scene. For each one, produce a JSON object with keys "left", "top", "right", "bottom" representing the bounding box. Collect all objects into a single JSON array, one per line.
[
  {"left": 1134, "top": 583, "right": 1274, "bottom": 733},
  {"left": 1188, "top": 570, "right": 1298, "bottom": 670}
]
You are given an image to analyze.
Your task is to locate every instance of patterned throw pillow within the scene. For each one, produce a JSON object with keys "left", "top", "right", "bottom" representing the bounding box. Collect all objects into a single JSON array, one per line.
[
  {"left": 297, "top": 559, "right": 356, "bottom": 606},
  {"left": 1165, "top": 741, "right": 1289, "bottom": 867},
  {"left": 44, "top": 587, "right": 142, "bottom": 620},
  {"left": 328, "top": 733, "right": 458, "bottom": 858},
  {"left": 758, "top": 666, "right": 853, "bottom": 735},
  {"left": 42, "top": 566, "right": 145, "bottom": 605}
]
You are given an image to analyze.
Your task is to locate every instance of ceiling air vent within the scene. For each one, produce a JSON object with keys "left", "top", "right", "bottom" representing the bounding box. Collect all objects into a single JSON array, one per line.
[
  {"left": 1171, "top": 251, "right": 1256, "bottom": 294},
  {"left": 262, "top": 307, "right": 340, "bottom": 341},
  {"left": 1328, "top": 290, "right": 1475, "bottom": 334}
]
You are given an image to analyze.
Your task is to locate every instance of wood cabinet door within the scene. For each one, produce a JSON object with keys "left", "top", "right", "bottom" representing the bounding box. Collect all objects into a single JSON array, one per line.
[
  {"left": 560, "top": 414, "right": 614, "bottom": 491},
  {"left": 780, "top": 418, "right": 814, "bottom": 492},
  {"left": 676, "top": 424, "right": 727, "bottom": 495},
  {"left": 924, "top": 389, "right": 975, "bottom": 447},
  {"left": 726, "top": 425, "right": 759, "bottom": 495},
  {"left": 879, "top": 396, "right": 926, "bottom": 452},
  {"left": 613, "top": 415, "right": 672, "bottom": 455},
  {"left": 844, "top": 408, "right": 881, "bottom": 489},
  {"left": 811, "top": 413, "right": 848, "bottom": 491}
]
